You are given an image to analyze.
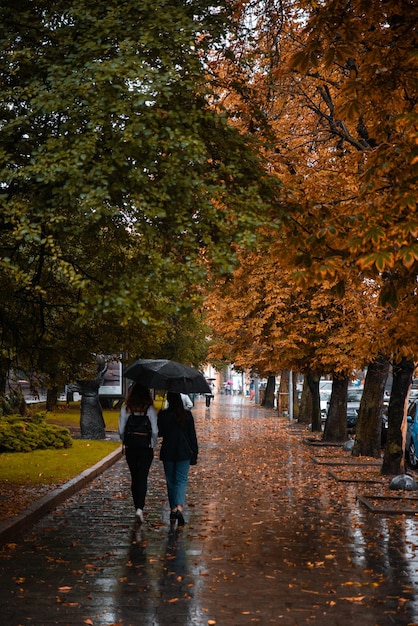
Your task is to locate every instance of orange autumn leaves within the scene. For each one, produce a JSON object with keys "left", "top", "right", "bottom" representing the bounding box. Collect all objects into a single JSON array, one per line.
[{"left": 206, "top": 0, "right": 418, "bottom": 373}]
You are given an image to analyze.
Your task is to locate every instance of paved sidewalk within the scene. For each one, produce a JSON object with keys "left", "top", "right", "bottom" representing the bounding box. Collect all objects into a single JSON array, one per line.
[{"left": 1, "top": 395, "right": 418, "bottom": 625}]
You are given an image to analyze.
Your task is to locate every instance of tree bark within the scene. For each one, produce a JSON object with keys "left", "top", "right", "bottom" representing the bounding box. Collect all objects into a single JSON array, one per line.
[
  {"left": 306, "top": 371, "right": 321, "bottom": 432},
  {"left": 292, "top": 375, "right": 299, "bottom": 421},
  {"left": 352, "top": 355, "right": 390, "bottom": 458},
  {"left": 323, "top": 376, "right": 349, "bottom": 442},
  {"left": 46, "top": 387, "right": 59, "bottom": 412},
  {"left": 298, "top": 375, "right": 312, "bottom": 424},
  {"left": 381, "top": 358, "right": 414, "bottom": 475},
  {"left": 0, "top": 358, "right": 9, "bottom": 395},
  {"left": 262, "top": 375, "right": 276, "bottom": 408},
  {"left": 277, "top": 370, "right": 289, "bottom": 417}
]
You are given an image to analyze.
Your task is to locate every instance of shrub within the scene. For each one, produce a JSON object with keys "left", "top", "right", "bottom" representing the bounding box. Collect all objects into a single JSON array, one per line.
[
  {"left": 0, "top": 412, "right": 72, "bottom": 452},
  {"left": 0, "top": 389, "right": 27, "bottom": 416}
]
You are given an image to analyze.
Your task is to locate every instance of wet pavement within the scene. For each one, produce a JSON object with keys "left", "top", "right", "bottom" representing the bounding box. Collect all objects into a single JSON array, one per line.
[{"left": 1, "top": 395, "right": 418, "bottom": 625}]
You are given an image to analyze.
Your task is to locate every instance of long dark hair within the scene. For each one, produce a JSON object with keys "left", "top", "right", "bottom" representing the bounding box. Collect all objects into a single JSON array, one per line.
[
  {"left": 167, "top": 392, "right": 187, "bottom": 427},
  {"left": 125, "top": 384, "right": 153, "bottom": 413}
]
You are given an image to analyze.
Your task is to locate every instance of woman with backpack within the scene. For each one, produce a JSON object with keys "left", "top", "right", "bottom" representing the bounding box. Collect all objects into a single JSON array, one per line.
[
  {"left": 158, "top": 391, "right": 198, "bottom": 527},
  {"left": 119, "top": 383, "right": 158, "bottom": 523}
]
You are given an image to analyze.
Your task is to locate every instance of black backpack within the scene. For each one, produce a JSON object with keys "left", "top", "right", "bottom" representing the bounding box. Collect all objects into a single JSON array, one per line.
[{"left": 123, "top": 412, "right": 152, "bottom": 449}]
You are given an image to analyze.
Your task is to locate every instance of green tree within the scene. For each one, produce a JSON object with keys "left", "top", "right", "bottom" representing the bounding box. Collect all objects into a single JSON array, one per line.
[{"left": 0, "top": 0, "right": 278, "bottom": 399}]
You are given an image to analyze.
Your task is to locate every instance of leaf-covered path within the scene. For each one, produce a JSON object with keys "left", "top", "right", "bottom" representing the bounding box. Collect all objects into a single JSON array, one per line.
[{"left": 1, "top": 395, "right": 418, "bottom": 625}]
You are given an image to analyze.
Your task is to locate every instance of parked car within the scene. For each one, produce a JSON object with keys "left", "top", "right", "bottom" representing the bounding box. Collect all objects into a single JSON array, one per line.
[
  {"left": 380, "top": 404, "right": 389, "bottom": 447},
  {"left": 409, "top": 388, "right": 418, "bottom": 401},
  {"left": 346, "top": 389, "right": 390, "bottom": 445},
  {"left": 346, "top": 389, "right": 363, "bottom": 430},
  {"left": 346, "top": 406, "right": 358, "bottom": 430},
  {"left": 406, "top": 400, "right": 418, "bottom": 468},
  {"left": 319, "top": 380, "right": 332, "bottom": 419}
]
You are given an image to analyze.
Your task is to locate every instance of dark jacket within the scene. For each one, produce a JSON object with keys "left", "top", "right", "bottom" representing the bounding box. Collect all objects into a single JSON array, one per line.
[{"left": 158, "top": 408, "right": 198, "bottom": 462}]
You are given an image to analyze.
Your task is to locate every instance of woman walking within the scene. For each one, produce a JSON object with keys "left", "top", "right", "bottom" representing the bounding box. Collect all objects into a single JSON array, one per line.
[
  {"left": 119, "top": 384, "right": 158, "bottom": 523},
  {"left": 158, "top": 391, "right": 198, "bottom": 526}
]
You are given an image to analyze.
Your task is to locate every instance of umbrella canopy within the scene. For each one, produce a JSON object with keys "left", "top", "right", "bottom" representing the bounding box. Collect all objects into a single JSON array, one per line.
[{"left": 123, "top": 359, "right": 211, "bottom": 394}]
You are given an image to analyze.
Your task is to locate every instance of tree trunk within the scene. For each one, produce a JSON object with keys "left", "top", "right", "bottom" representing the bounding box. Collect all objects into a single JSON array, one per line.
[
  {"left": 381, "top": 358, "right": 414, "bottom": 475},
  {"left": 323, "top": 376, "right": 349, "bottom": 442},
  {"left": 292, "top": 375, "right": 299, "bottom": 421},
  {"left": 0, "top": 358, "right": 9, "bottom": 395},
  {"left": 277, "top": 370, "right": 289, "bottom": 417},
  {"left": 262, "top": 375, "right": 276, "bottom": 408},
  {"left": 78, "top": 379, "right": 106, "bottom": 439},
  {"left": 46, "top": 387, "right": 59, "bottom": 412},
  {"left": 0, "top": 358, "right": 10, "bottom": 413},
  {"left": 352, "top": 355, "right": 390, "bottom": 458},
  {"left": 306, "top": 371, "right": 321, "bottom": 432},
  {"left": 298, "top": 376, "right": 312, "bottom": 424}
]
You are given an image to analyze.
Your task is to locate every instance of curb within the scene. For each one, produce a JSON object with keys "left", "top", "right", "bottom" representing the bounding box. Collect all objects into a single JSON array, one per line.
[{"left": 0, "top": 447, "right": 123, "bottom": 546}]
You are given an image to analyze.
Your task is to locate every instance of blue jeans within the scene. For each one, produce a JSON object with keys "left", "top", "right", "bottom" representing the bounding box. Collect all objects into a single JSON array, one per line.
[{"left": 163, "top": 459, "right": 190, "bottom": 509}]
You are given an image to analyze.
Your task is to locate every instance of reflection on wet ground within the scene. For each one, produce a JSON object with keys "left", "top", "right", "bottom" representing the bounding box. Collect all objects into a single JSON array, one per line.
[{"left": 1, "top": 394, "right": 418, "bottom": 625}]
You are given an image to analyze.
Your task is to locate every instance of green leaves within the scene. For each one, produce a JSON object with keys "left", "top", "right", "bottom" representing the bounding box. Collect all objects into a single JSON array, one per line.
[{"left": 0, "top": 0, "right": 276, "bottom": 380}]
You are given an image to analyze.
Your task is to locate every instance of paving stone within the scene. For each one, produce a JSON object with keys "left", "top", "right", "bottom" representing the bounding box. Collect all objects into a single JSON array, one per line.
[{"left": 1, "top": 396, "right": 418, "bottom": 625}]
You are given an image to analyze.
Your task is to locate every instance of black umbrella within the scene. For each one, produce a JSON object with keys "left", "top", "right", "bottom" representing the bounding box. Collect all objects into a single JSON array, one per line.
[{"left": 123, "top": 359, "right": 212, "bottom": 394}]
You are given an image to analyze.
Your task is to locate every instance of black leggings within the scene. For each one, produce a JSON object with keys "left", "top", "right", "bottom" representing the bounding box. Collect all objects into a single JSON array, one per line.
[{"left": 125, "top": 447, "right": 154, "bottom": 510}]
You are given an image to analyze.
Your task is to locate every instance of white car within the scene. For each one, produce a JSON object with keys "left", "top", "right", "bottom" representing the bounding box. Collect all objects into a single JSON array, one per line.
[{"left": 319, "top": 380, "right": 332, "bottom": 417}]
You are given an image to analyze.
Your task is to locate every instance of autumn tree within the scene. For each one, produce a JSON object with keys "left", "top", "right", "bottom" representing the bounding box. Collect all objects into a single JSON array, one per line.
[
  {"left": 285, "top": 0, "right": 417, "bottom": 468},
  {"left": 206, "top": 245, "right": 374, "bottom": 432},
  {"left": 206, "top": 0, "right": 417, "bottom": 466}
]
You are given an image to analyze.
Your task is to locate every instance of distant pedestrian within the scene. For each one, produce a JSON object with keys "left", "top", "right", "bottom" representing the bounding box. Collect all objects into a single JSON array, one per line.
[
  {"left": 158, "top": 391, "right": 198, "bottom": 526},
  {"left": 119, "top": 384, "right": 158, "bottom": 524}
]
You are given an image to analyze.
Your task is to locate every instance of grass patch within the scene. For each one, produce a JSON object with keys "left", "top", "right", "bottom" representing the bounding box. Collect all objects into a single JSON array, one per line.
[
  {"left": 0, "top": 439, "right": 121, "bottom": 485},
  {"left": 45, "top": 402, "right": 119, "bottom": 431}
]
